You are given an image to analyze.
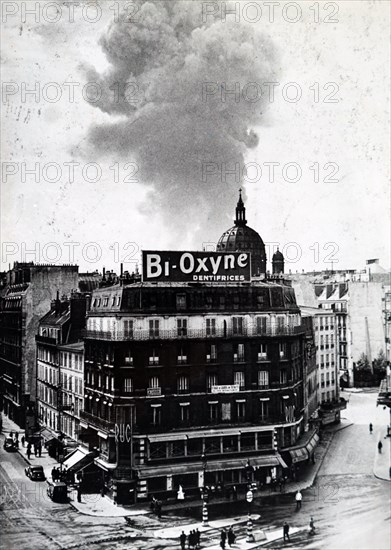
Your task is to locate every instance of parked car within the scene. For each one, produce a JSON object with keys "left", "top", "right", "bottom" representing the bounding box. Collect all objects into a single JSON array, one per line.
[
  {"left": 47, "top": 481, "right": 68, "bottom": 503},
  {"left": 3, "top": 437, "right": 18, "bottom": 452},
  {"left": 25, "top": 465, "right": 46, "bottom": 481}
]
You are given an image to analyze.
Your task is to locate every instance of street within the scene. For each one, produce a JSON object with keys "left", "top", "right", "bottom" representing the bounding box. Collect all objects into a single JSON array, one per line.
[{"left": 1, "top": 390, "right": 390, "bottom": 550}]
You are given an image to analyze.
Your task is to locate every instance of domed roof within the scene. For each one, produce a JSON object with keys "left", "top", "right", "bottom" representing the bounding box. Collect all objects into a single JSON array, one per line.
[
  {"left": 216, "top": 190, "right": 266, "bottom": 275},
  {"left": 272, "top": 248, "right": 284, "bottom": 260}
]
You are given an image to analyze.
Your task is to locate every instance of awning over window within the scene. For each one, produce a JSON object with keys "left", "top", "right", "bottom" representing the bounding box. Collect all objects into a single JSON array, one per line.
[
  {"left": 136, "top": 454, "right": 284, "bottom": 479},
  {"left": 147, "top": 433, "right": 187, "bottom": 442},
  {"left": 289, "top": 447, "right": 308, "bottom": 464},
  {"left": 305, "top": 433, "right": 319, "bottom": 455},
  {"left": 61, "top": 448, "right": 94, "bottom": 472}
]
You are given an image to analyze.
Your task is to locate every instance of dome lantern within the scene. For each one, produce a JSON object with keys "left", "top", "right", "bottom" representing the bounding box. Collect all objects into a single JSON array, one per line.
[{"left": 216, "top": 190, "right": 267, "bottom": 276}]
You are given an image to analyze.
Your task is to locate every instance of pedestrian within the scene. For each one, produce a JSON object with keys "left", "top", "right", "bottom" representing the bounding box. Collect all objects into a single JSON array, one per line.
[
  {"left": 156, "top": 500, "right": 162, "bottom": 518},
  {"left": 21, "top": 435, "right": 25, "bottom": 447},
  {"left": 227, "top": 526, "right": 236, "bottom": 547},
  {"left": 283, "top": 522, "right": 290, "bottom": 541},
  {"left": 295, "top": 490, "right": 302, "bottom": 511},
  {"left": 309, "top": 516, "right": 315, "bottom": 536},
  {"left": 188, "top": 530, "right": 195, "bottom": 549},
  {"left": 26, "top": 443, "right": 31, "bottom": 460},
  {"left": 369, "top": 423, "right": 373, "bottom": 434},
  {"left": 179, "top": 530, "right": 186, "bottom": 550},
  {"left": 51, "top": 467, "right": 56, "bottom": 481},
  {"left": 33, "top": 443, "right": 37, "bottom": 457},
  {"left": 77, "top": 484, "right": 82, "bottom": 503},
  {"left": 195, "top": 528, "right": 200, "bottom": 549},
  {"left": 37, "top": 442, "right": 42, "bottom": 457},
  {"left": 220, "top": 528, "right": 227, "bottom": 549},
  {"left": 232, "top": 485, "right": 237, "bottom": 500},
  {"left": 378, "top": 441, "right": 383, "bottom": 453},
  {"left": 150, "top": 496, "right": 156, "bottom": 513}
]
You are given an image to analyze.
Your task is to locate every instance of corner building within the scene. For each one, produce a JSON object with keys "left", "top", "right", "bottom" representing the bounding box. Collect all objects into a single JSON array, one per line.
[
  {"left": 79, "top": 196, "right": 316, "bottom": 504},
  {"left": 81, "top": 281, "right": 314, "bottom": 504}
]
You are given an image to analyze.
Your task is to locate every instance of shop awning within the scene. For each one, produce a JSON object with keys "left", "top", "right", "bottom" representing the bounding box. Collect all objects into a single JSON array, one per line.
[
  {"left": 135, "top": 454, "right": 284, "bottom": 479},
  {"left": 61, "top": 448, "right": 94, "bottom": 472},
  {"left": 289, "top": 447, "right": 308, "bottom": 464},
  {"left": 305, "top": 433, "right": 319, "bottom": 455}
]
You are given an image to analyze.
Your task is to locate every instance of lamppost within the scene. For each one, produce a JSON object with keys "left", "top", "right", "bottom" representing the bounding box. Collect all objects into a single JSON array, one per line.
[
  {"left": 201, "top": 454, "right": 208, "bottom": 526},
  {"left": 245, "top": 460, "right": 255, "bottom": 542}
]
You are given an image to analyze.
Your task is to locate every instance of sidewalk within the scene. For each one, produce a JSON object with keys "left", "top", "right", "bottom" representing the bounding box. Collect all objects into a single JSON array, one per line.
[
  {"left": 1, "top": 414, "right": 58, "bottom": 477},
  {"left": 0, "top": 413, "right": 346, "bottom": 519},
  {"left": 373, "top": 433, "right": 391, "bottom": 481},
  {"left": 153, "top": 515, "right": 307, "bottom": 548}
]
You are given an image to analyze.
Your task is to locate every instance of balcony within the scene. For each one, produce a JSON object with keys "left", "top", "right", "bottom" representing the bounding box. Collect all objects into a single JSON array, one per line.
[
  {"left": 36, "top": 335, "right": 58, "bottom": 346},
  {"left": 80, "top": 410, "right": 115, "bottom": 432},
  {"left": 82, "top": 324, "right": 306, "bottom": 342}
]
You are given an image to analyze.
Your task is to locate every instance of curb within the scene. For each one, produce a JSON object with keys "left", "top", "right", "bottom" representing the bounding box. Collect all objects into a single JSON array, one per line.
[{"left": 373, "top": 472, "right": 391, "bottom": 482}]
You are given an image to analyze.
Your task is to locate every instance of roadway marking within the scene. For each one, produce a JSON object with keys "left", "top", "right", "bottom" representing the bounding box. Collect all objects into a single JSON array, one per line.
[{"left": 1, "top": 461, "right": 23, "bottom": 479}]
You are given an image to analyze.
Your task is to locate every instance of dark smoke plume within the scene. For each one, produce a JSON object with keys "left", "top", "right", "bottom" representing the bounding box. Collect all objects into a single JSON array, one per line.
[{"left": 83, "top": 0, "right": 277, "bottom": 243}]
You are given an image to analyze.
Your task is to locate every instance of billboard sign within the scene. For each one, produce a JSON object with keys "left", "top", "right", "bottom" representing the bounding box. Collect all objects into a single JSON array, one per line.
[{"left": 142, "top": 251, "right": 251, "bottom": 283}]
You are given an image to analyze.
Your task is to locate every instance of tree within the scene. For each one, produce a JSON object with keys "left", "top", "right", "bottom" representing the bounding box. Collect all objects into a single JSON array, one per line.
[
  {"left": 373, "top": 350, "right": 387, "bottom": 373},
  {"left": 356, "top": 353, "right": 371, "bottom": 371}
]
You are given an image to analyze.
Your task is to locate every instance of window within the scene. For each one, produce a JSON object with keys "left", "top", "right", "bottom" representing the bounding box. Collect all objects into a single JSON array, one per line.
[
  {"left": 236, "top": 401, "right": 246, "bottom": 420},
  {"left": 124, "top": 347, "right": 133, "bottom": 365},
  {"left": 177, "top": 375, "right": 189, "bottom": 392},
  {"left": 177, "top": 347, "right": 187, "bottom": 364},
  {"left": 149, "top": 376, "right": 160, "bottom": 389},
  {"left": 277, "top": 316, "right": 285, "bottom": 331},
  {"left": 149, "top": 349, "right": 159, "bottom": 365},
  {"left": 257, "top": 316, "right": 267, "bottom": 334},
  {"left": 234, "top": 371, "right": 245, "bottom": 389},
  {"left": 124, "top": 320, "right": 133, "bottom": 338},
  {"left": 221, "top": 402, "right": 231, "bottom": 421},
  {"left": 258, "top": 343, "right": 267, "bottom": 360},
  {"left": 280, "top": 369, "right": 287, "bottom": 384},
  {"left": 206, "top": 344, "right": 217, "bottom": 363},
  {"left": 207, "top": 374, "right": 217, "bottom": 392},
  {"left": 103, "top": 297, "right": 109, "bottom": 307},
  {"left": 208, "top": 402, "right": 219, "bottom": 421},
  {"left": 259, "top": 399, "right": 270, "bottom": 420},
  {"left": 206, "top": 318, "right": 216, "bottom": 336},
  {"left": 234, "top": 343, "right": 245, "bottom": 362},
  {"left": 258, "top": 370, "right": 269, "bottom": 388},
  {"left": 149, "top": 319, "right": 159, "bottom": 338},
  {"left": 279, "top": 343, "right": 286, "bottom": 358},
  {"left": 176, "top": 294, "right": 186, "bottom": 310},
  {"left": 124, "top": 378, "right": 133, "bottom": 393},
  {"left": 180, "top": 404, "right": 190, "bottom": 423},
  {"left": 151, "top": 405, "right": 161, "bottom": 426},
  {"left": 232, "top": 317, "right": 244, "bottom": 335},
  {"left": 177, "top": 318, "right": 188, "bottom": 337}
]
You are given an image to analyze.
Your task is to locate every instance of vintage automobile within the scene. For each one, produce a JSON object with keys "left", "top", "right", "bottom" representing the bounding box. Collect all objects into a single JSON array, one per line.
[
  {"left": 3, "top": 437, "right": 18, "bottom": 452},
  {"left": 46, "top": 481, "right": 68, "bottom": 503},
  {"left": 25, "top": 465, "right": 46, "bottom": 481}
]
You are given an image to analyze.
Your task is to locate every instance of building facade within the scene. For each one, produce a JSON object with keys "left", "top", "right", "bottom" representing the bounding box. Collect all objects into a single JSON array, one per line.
[
  {"left": 0, "top": 263, "right": 78, "bottom": 428},
  {"left": 36, "top": 292, "right": 86, "bottom": 452},
  {"left": 77, "top": 272, "right": 318, "bottom": 504}
]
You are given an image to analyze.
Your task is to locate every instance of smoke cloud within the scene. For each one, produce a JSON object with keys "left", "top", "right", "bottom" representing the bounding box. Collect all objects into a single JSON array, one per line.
[{"left": 83, "top": 0, "right": 277, "bottom": 243}]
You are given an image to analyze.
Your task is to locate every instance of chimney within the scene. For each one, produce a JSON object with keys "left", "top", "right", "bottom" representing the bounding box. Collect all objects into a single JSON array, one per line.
[
  {"left": 102, "top": 267, "right": 106, "bottom": 280},
  {"left": 120, "top": 263, "right": 123, "bottom": 277}
]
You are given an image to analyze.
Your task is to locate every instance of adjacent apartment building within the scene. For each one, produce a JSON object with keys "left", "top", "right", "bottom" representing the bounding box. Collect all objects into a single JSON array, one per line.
[{"left": 0, "top": 263, "right": 78, "bottom": 428}]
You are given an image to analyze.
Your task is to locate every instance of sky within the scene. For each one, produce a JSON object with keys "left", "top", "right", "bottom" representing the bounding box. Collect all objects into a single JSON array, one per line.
[{"left": 1, "top": 0, "right": 390, "bottom": 275}]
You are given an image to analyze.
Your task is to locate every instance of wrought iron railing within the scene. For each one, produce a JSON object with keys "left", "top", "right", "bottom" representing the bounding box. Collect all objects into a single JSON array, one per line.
[{"left": 82, "top": 324, "right": 306, "bottom": 342}]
